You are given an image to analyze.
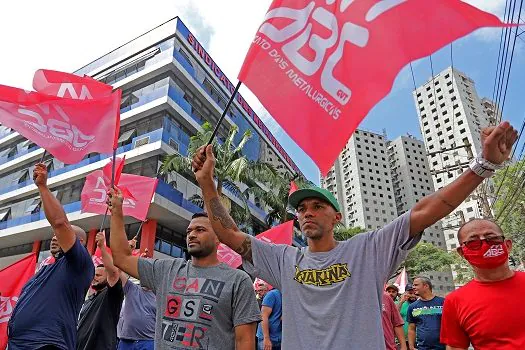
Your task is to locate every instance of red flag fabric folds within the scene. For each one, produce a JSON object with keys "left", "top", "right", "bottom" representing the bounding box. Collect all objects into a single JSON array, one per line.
[
  {"left": 217, "top": 220, "right": 294, "bottom": 268},
  {"left": 32, "top": 69, "right": 113, "bottom": 100},
  {"left": 0, "top": 84, "right": 121, "bottom": 164},
  {"left": 0, "top": 253, "right": 37, "bottom": 349},
  {"left": 81, "top": 166, "right": 158, "bottom": 221},
  {"left": 238, "top": 0, "right": 510, "bottom": 175}
]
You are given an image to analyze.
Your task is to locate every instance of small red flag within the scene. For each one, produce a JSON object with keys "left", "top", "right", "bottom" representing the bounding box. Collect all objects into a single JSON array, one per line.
[
  {"left": 0, "top": 84, "right": 121, "bottom": 163},
  {"left": 238, "top": 0, "right": 511, "bottom": 175},
  {"left": 289, "top": 181, "right": 299, "bottom": 196},
  {"left": 0, "top": 253, "right": 37, "bottom": 349},
  {"left": 218, "top": 220, "right": 294, "bottom": 268},
  {"left": 81, "top": 169, "right": 158, "bottom": 221},
  {"left": 32, "top": 69, "right": 113, "bottom": 100},
  {"left": 92, "top": 247, "right": 140, "bottom": 267}
]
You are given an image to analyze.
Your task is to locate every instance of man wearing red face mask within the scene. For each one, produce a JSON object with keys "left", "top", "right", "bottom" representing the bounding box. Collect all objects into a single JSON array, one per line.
[{"left": 440, "top": 219, "right": 525, "bottom": 350}]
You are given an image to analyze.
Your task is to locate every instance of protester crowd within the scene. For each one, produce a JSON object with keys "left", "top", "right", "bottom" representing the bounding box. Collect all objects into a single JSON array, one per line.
[{"left": 4, "top": 122, "right": 525, "bottom": 349}]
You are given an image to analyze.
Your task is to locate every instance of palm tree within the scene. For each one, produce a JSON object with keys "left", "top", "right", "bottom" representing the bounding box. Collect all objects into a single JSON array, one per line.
[
  {"left": 160, "top": 121, "right": 277, "bottom": 226},
  {"left": 245, "top": 172, "right": 309, "bottom": 227}
]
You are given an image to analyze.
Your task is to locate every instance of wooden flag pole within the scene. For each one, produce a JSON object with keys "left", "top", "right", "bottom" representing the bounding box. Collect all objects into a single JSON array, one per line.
[{"left": 207, "top": 81, "right": 242, "bottom": 145}]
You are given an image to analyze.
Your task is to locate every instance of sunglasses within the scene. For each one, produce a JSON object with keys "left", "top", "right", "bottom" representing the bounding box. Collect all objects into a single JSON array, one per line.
[{"left": 461, "top": 236, "right": 505, "bottom": 250}]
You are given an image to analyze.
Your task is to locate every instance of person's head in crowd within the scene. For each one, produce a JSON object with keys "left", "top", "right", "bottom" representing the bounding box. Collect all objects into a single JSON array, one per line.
[
  {"left": 50, "top": 225, "right": 87, "bottom": 257},
  {"left": 456, "top": 219, "right": 511, "bottom": 271},
  {"left": 91, "top": 264, "right": 109, "bottom": 291},
  {"left": 385, "top": 284, "right": 399, "bottom": 300},
  {"left": 412, "top": 277, "right": 433, "bottom": 298},
  {"left": 404, "top": 283, "right": 417, "bottom": 302},
  {"left": 288, "top": 187, "right": 342, "bottom": 240},
  {"left": 186, "top": 213, "right": 219, "bottom": 259},
  {"left": 254, "top": 280, "right": 269, "bottom": 300}
]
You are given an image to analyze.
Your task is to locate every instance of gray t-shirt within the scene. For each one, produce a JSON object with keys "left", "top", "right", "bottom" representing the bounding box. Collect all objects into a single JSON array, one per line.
[
  {"left": 138, "top": 258, "right": 261, "bottom": 350},
  {"left": 117, "top": 279, "right": 156, "bottom": 340},
  {"left": 243, "top": 211, "right": 419, "bottom": 349}
]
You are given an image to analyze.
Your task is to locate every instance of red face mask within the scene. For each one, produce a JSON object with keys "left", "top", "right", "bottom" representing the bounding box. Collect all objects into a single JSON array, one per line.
[{"left": 462, "top": 241, "right": 509, "bottom": 269}]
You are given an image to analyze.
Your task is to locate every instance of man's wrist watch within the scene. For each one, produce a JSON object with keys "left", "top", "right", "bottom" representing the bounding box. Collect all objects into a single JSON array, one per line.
[{"left": 469, "top": 155, "right": 505, "bottom": 178}]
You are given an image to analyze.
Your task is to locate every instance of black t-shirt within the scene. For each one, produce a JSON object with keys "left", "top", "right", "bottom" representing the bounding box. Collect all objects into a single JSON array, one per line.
[{"left": 77, "top": 280, "right": 124, "bottom": 350}]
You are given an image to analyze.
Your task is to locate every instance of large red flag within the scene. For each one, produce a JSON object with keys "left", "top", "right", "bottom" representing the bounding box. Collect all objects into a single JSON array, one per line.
[
  {"left": 217, "top": 220, "right": 294, "bottom": 268},
  {"left": 81, "top": 170, "right": 158, "bottom": 221},
  {"left": 0, "top": 85, "right": 121, "bottom": 164},
  {"left": 32, "top": 69, "right": 113, "bottom": 100},
  {"left": 0, "top": 253, "right": 37, "bottom": 349},
  {"left": 238, "top": 0, "right": 510, "bottom": 175}
]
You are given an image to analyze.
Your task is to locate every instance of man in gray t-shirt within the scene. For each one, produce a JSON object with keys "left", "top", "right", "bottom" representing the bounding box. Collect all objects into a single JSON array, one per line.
[
  {"left": 108, "top": 191, "right": 261, "bottom": 350},
  {"left": 190, "top": 122, "right": 516, "bottom": 349}
]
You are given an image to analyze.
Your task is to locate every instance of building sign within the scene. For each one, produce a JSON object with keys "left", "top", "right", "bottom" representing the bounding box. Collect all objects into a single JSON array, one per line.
[{"left": 176, "top": 20, "right": 302, "bottom": 176}]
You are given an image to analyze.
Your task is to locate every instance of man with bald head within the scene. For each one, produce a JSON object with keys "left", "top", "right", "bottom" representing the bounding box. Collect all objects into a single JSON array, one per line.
[
  {"left": 440, "top": 219, "right": 525, "bottom": 350},
  {"left": 7, "top": 163, "right": 94, "bottom": 350}
]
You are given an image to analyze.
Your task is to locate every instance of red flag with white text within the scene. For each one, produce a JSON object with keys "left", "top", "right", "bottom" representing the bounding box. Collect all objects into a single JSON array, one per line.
[
  {"left": 238, "top": 0, "right": 510, "bottom": 175},
  {"left": 81, "top": 170, "right": 158, "bottom": 221},
  {"left": 0, "top": 84, "right": 121, "bottom": 164},
  {"left": 217, "top": 220, "right": 294, "bottom": 268},
  {"left": 32, "top": 69, "right": 113, "bottom": 100},
  {"left": 0, "top": 253, "right": 37, "bottom": 349}
]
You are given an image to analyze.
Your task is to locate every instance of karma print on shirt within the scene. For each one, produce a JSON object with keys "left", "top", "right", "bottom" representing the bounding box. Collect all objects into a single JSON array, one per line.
[
  {"left": 161, "top": 277, "right": 225, "bottom": 349},
  {"left": 294, "top": 263, "right": 351, "bottom": 286}
]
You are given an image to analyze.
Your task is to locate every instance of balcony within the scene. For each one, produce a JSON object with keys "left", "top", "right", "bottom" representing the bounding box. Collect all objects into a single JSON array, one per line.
[
  {"left": 0, "top": 119, "right": 190, "bottom": 196},
  {"left": 0, "top": 180, "right": 200, "bottom": 230}
]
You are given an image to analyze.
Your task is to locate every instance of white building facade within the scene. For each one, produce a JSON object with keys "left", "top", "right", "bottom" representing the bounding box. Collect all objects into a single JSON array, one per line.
[
  {"left": 414, "top": 67, "right": 495, "bottom": 252},
  {"left": 388, "top": 135, "right": 454, "bottom": 294},
  {"left": 321, "top": 129, "right": 397, "bottom": 230}
]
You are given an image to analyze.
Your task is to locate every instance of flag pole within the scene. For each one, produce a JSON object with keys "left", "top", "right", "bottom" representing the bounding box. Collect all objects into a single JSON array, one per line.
[
  {"left": 39, "top": 150, "right": 47, "bottom": 163},
  {"left": 207, "top": 81, "right": 242, "bottom": 145},
  {"left": 99, "top": 148, "right": 118, "bottom": 232}
]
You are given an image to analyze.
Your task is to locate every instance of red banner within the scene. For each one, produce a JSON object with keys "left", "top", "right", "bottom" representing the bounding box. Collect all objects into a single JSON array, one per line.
[
  {"left": 217, "top": 220, "right": 294, "bottom": 268},
  {"left": 238, "top": 0, "right": 509, "bottom": 175},
  {"left": 0, "top": 253, "right": 37, "bottom": 349},
  {"left": 0, "top": 84, "right": 121, "bottom": 164},
  {"left": 81, "top": 169, "right": 158, "bottom": 221},
  {"left": 32, "top": 69, "right": 113, "bottom": 100}
]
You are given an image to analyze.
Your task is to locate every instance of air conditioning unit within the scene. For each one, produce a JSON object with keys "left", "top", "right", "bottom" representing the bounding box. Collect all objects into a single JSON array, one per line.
[
  {"left": 168, "top": 138, "right": 180, "bottom": 153},
  {"left": 134, "top": 136, "right": 150, "bottom": 148}
]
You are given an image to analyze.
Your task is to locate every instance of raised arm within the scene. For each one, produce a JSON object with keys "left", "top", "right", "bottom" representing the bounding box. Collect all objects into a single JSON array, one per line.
[
  {"left": 192, "top": 145, "right": 253, "bottom": 263},
  {"left": 33, "top": 163, "right": 76, "bottom": 252},
  {"left": 108, "top": 187, "right": 139, "bottom": 278},
  {"left": 409, "top": 121, "right": 517, "bottom": 236},
  {"left": 95, "top": 231, "right": 120, "bottom": 286}
]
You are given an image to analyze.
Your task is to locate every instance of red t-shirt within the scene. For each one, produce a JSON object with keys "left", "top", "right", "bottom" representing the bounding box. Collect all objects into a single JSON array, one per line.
[
  {"left": 441, "top": 271, "right": 525, "bottom": 349},
  {"left": 382, "top": 292, "right": 405, "bottom": 350}
]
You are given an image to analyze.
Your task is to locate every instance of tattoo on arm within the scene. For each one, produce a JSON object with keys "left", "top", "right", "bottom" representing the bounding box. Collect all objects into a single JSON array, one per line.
[
  {"left": 235, "top": 236, "right": 253, "bottom": 264},
  {"left": 209, "top": 197, "right": 238, "bottom": 230}
]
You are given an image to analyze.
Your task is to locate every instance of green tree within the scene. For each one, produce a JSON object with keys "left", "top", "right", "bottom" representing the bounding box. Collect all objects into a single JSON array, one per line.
[
  {"left": 160, "top": 121, "right": 276, "bottom": 225},
  {"left": 334, "top": 226, "right": 365, "bottom": 241},
  {"left": 448, "top": 251, "right": 475, "bottom": 285},
  {"left": 493, "top": 159, "right": 525, "bottom": 261},
  {"left": 245, "top": 173, "right": 309, "bottom": 226}
]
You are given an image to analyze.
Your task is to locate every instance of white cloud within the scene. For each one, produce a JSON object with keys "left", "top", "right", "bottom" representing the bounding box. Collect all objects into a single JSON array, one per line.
[{"left": 463, "top": 0, "right": 508, "bottom": 42}]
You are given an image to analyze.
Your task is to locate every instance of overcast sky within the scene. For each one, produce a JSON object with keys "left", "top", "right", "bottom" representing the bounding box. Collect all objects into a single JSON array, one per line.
[{"left": 0, "top": 0, "right": 521, "bottom": 182}]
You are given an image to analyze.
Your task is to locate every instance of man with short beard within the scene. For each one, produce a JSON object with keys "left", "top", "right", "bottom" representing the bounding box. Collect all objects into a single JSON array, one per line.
[
  {"left": 108, "top": 189, "right": 261, "bottom": 350},
  {"left": 396, "top": 284, "right": 418, "bottom": 348},
  {"left": 7, "top": 163, "right": 94, "bottom": 350},
  {"left": 77, "top": 232, "right": 124, "bottom": 350},
  {"left": 190, "top": 121, "right": 518, "bottom": 349}
]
